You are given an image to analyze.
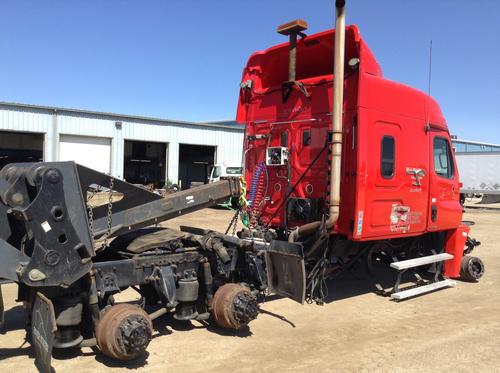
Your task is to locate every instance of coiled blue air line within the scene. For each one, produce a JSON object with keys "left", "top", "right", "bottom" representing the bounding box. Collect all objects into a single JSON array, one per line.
[{"left": 248, "top": 162, "right": 266, "bottom": 208}]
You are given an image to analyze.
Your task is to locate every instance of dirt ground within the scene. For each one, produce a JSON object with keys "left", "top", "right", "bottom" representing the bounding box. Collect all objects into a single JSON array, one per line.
[{"left": 1, "top": 206, "right": 500, "bottom": 372}]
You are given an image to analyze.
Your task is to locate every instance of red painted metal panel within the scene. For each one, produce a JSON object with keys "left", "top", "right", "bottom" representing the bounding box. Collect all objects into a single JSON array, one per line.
[
  {"left": 237, "top": 24, "right": 463, "bottom": 241},
  {"left": 427, "top": 132, "right": 463, "bottom": 231},
  {"left": 444, "top": 224, "right": 470, "bottom": 278},
  {"left": 354, "top": 107, "right": 429, "bottom": 239}
]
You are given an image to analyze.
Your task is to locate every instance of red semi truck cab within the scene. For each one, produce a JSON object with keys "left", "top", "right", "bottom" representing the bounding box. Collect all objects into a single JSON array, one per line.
[{"left": 237, "top": 23, "right": 476, "bottom": 281}]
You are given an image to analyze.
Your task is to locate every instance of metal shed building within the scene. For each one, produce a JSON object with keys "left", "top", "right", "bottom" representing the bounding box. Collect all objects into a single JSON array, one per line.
[{"left": 0, "top": 102, "right": 244, "bottom": 188}]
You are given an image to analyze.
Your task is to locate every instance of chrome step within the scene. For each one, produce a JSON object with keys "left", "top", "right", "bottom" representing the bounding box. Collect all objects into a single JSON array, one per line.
[
  {"left": 390, "top": 253, "right": 453, "bottom": 271},
  {"left": 391, "top": 279, "right": 456, "bottom": 300}
]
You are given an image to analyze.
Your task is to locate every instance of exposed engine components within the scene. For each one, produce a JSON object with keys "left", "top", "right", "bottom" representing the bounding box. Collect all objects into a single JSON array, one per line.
[
  {"left": 464, "top": 236, "right": 481, "bottom": 255},
  {"left": 211, "top": 283, "right": 259, "bottom": 329},
  {"left": 460, "top": 255, "right": 485, "bottom": 282},
  {"left": 96, "top": 304, "right": 153, "bottom": 360},
  {"left": 287, "top": 197, "right": 323, "bottom": 224}
]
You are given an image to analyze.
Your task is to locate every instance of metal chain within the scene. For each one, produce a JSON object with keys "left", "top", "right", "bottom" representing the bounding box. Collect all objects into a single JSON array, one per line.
[
  {"left": 225, "top": 209, "right": 239, "bottom": 236},
  {"left": 102, "top": 175, "right": 114, "bottom": 248},
  {"left": 87, "top": 188, "right": 96, "bottom": 244},
  {"left": 232, "top": 211, "right": 239, "bottom": 236}
]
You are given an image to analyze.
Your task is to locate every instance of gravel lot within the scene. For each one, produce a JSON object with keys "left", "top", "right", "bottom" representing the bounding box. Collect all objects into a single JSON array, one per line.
[{"left": 1, "top": 206, "right": 499, "bottom": 372}]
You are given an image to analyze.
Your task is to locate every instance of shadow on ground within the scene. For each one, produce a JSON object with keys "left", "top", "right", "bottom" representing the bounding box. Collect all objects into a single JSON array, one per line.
[
  {"left": 152, "top": 311, "right": 252, "bottom": 338},
  {"left": 1, "top": 305, "right": 25, "bottom": 333},
  {"left": 94, "top": 351, "right": 150, "bottom": 369},
  {"left": 0, "top": 343, "right": 33, "bottom": 361},
  {"left": 261, "top": 260, "right": 438, "bottom": 306}
]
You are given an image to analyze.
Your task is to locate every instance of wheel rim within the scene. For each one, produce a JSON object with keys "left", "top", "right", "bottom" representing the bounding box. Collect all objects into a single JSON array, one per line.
[{"left": 96, "top": 303, "right": 153, "bottom": 360}]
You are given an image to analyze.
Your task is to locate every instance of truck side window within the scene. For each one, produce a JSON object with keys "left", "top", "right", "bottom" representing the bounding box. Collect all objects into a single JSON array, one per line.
[
  {"left": 381, "top": 136, "right": 395, "bottom": 178},
  {"left": 211, "top": 166, "right": 221, "bottom": 178},
  {"left": 433, "top": 137, "right": 455, "bottom": 179},
  {"left": 302, "top": 130, "right": 311, "bottom": 146}
]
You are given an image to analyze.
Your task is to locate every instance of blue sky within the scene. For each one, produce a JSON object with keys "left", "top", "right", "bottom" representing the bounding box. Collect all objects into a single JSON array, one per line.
[{"left": 1, "top": 1, "right": 499, "bottom": 142}]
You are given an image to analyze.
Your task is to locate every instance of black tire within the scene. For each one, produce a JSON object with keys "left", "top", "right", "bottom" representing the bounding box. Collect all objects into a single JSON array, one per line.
[{"left": 460, "top": 255, "right": 485, "bottom": 282}]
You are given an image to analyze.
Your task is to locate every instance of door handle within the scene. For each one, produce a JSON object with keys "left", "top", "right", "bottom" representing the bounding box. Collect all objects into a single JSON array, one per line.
[{"left": 431, "top": 205, "right": 438, "bottom": 222}]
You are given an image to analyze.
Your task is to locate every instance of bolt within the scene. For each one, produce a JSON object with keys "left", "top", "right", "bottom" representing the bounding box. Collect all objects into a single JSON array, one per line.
[
  {"left": 11, "top": 192, "right": 24, "bottom": 205},
  {"left": 46, "top": 169, "right": 60, "bottom": 184},
  {"left": 28, "top": 269, "right": 47, "bottom": 282}
]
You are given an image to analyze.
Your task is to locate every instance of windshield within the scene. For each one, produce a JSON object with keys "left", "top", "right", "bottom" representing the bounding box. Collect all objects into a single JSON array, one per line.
[{"left": 211, "top": 166, "right": 221, "bottom": 178}]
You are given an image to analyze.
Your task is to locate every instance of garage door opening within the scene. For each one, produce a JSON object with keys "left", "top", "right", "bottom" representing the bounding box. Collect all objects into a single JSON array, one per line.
[
  {"left": 178, "top": 144, "right": 216, "bottom": 189},
  {"left": 59, "top": 135, "right": 111, "bottom": 174},
  {"left": 124, "top": 140, "right": 167, "bottom": 188},
  {"left": 0, "top": 131, "right": 44, "bottom": 170}
]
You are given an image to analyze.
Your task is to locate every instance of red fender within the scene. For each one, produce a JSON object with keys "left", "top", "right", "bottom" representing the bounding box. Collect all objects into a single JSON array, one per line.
[{"left": 444, "top": 224, "right": 469, "bottom": 278}]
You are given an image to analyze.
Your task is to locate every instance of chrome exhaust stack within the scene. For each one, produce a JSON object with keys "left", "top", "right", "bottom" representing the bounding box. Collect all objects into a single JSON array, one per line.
[{"left": 327, "top": 0, "right": 346, "bottom": 229}]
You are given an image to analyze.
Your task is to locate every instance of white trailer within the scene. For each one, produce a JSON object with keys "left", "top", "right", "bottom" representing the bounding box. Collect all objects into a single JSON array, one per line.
[{"left": 456, "top": 152, "right": 500, "bottom": 195}]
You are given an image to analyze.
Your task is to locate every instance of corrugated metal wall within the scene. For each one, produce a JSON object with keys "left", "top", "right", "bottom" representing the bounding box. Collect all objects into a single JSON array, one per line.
[
  {"left": 0, "top": 103, "right": 244, "bottom": 183},
  {"left": 0, "top": 105, "right": 55, "bottom": 159}
]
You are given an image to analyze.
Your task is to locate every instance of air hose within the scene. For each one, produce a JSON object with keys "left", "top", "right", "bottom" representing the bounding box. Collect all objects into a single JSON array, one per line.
[{"left": 248, "top": 162, "right": 267, "bottom": 227}]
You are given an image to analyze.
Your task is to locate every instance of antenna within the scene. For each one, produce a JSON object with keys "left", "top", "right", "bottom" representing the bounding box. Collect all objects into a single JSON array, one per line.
[
  {"left": 424, "top": 40, "right": 433, "bottom": 130},
  {"left": 427, "top": 40, "right": 433, "bottom": 96}
]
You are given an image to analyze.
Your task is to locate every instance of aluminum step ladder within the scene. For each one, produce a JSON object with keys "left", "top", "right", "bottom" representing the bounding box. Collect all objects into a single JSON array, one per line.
[{"left": 375, "top": 252, "right": 455, "bottom": 300}]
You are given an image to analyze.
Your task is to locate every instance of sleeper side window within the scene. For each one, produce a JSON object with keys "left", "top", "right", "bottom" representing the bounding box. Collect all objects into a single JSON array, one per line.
[
  {"left": 433, "top": 137, "right": 455, "bottom": 179},
  {"left": 302, "top": 130, "right": 311, "bottom": 146},
  {"left": 281, "top": 131, "right": 288, "bottom": 147},
  {"left": 381, "top": 136, "right": 395, "bottom": 179}
]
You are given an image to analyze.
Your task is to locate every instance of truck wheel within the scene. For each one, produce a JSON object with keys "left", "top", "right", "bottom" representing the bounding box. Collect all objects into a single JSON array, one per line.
[
  {"left": 460, "top": 256, "right": 485, "bottom": 282},
  {"left": 96, "top": 304, "right": 153, "bottom": 360},
  {"left": 211, "top": 284, "right": 259, "bottom": 330}
]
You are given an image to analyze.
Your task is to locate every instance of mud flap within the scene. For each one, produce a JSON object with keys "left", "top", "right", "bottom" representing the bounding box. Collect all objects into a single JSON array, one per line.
[
  {"left": 32, "top": 292, "right": 57, "bottom": 373},
  {"left": 264, "top": 241, "right": 306, "bottom": 304}
]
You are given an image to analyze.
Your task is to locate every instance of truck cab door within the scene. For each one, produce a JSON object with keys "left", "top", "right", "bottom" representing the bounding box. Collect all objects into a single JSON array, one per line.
[
  {"left": 427, "top": 132, "right": 462, "bottom": 230},
  {"left": 356, "top": 110, "right": 429, "bottom": 239}
]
